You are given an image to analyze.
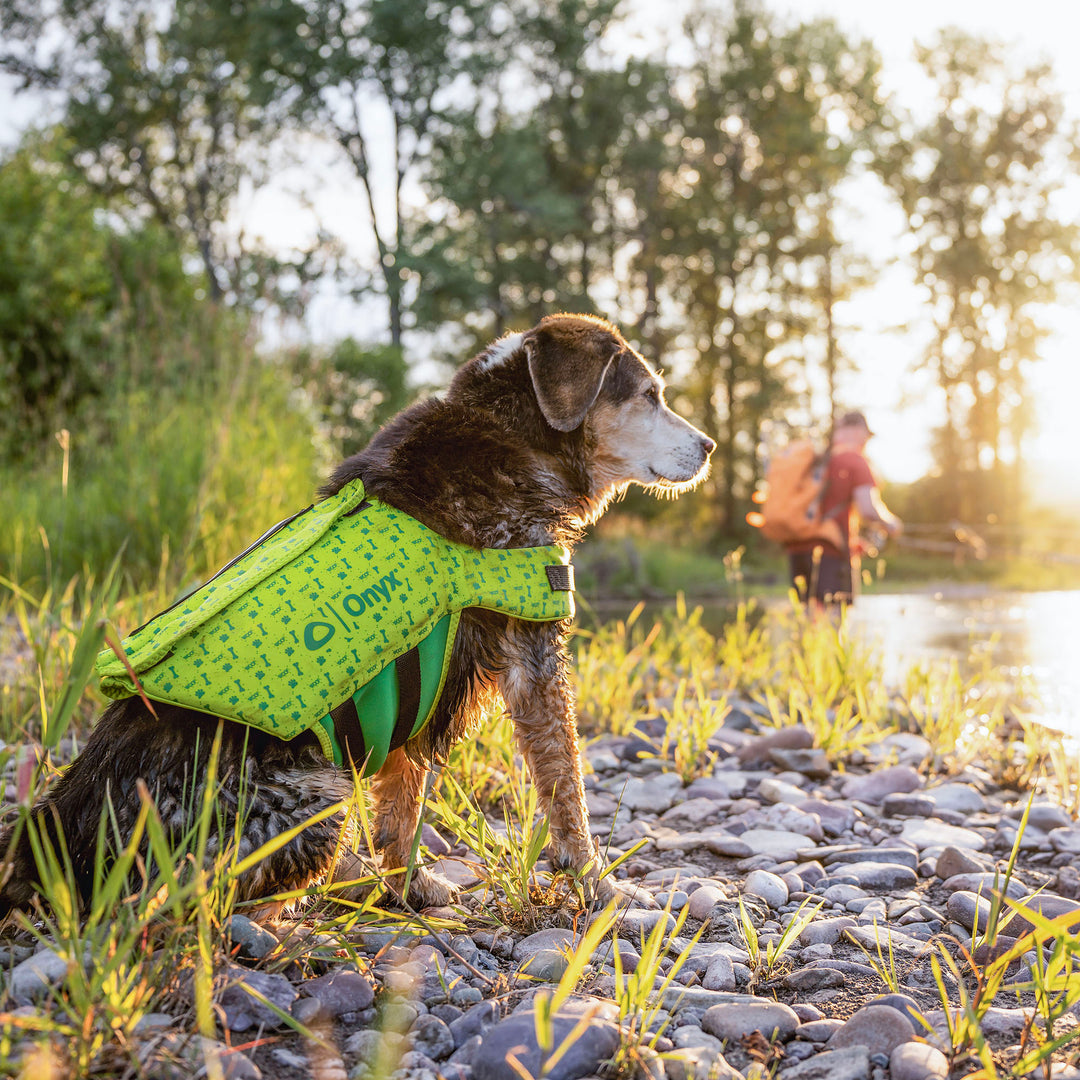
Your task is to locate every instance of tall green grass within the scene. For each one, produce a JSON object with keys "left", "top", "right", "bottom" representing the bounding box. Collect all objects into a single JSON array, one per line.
[{"left": 0, "top": 319, "right": 322, "bottom": 594}]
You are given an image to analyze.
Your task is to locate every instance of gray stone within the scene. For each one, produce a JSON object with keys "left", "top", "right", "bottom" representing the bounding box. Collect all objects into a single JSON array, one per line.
[
  {"left": 9, "top": 948, "right": 68, "bottom": 1005},
  {"left": 798, "top": 800, "right": 855, "bottom": 838},
  {"left": 832, "top": 862, "right": 918, "bottom": 891},
  {"left": 869, "top": 995, "right": 922, "bottom": 1027},
  {"left": 1049, "top": 827, "right": 1080, "bottom": 855},
  {"left": 783, "top": 967, "right": 845, "bottom": 991},
  {"left": 881, "top": 794, "right": 936, "bottom": 818},
  {"left": 512, "top": 928, "right": 575, "bottom": 962},
  {"left": 602, "top": 906, "right": 677, "bottom": 936},
  {"left": 978, "top": 1006, "right": 1034, "bottom": 1040},
  {"left": 744, "top": 869, "right": 789, "bottom": 909},
  {"left": 664, "top": 1046, "right": 740, "bottom": 1080},
  {"left": 686, "top": 774, "right": 749, "bottom": 800},
  {"left": 738, "top": 829, "right": 817, "bottom": 861},
  {"left": 659, "top": 988, "right": 774, "bottom": 1011},
  {"left": 823, "top": 847, "right": 920, "bottom": 870},
  {"left": 735, "top": 725, "right": 813, "bottom": 765},
  {"left": 945, "top": 891, "right": 993, "bottom": 935},
  {"left": 796, "top": 1019, "right": 845, "bottom": 1042},
  {"left": 926, "top": 783, "right": 986, "bottom": 814},
  {"left": 841, "top": 766, "right": 921, "bottom": 804},
  {"left": 701, "top": 835, "right": 752, "bottom": 858},
  {"left": 303, "top": 970, "right": 375, "bottom": 1017},
  {"left": 759, "top": 778, "right": 809, "bottom": 805},
  {"left": 890, "top": 1042, "right": 949, "bottom": 1080},
  {"left": 1010, "top": 895, "right": 1080, "bottom": 934},
  {"left": 518, "top": 949, "right": 571, "bottom": 982},
  {"left": 798, "top": 916, "right": 857, "bottom": 947},
  {"left": 661, "top": 798, "right": 727, "bottom": 827},
  {"left": 219, "top": 967, "right": 298, "bottom": 1031},
  {"left": 768, "top": 748, "right": 832, "bottom": 780},
  {"left": 782, "top": 1046, "right": 870, "bottom": 1080},
  {"left": 473, "top": 999, "right": 620, "bottom": 1080},
  {"left": 761, "top": 804, "right": 826, "bottom": 842},
  {"left": 618, "top": 776, "right": 682, "bottom": 812},
  {"left": 843, "top": 925, "right": 929, "bottom": 955},
  {"left": 822, "top": 884, "right": 867, "bottom": 905},
  {"left": 687, "top": 885, "right": 728, "bottom": 922},
  {"left": 828, "top": 1004, "right": 915, "bottom": 1055},
  {"left": 411, "top": 1015, "right": 456, "bottom": 1061},
  {"left": 292, "top": 996, "right": 326, "bottom": 1025},
  {"left": 227, "top": 914, "right": 279, "bottom": 960},
  {"left": 449, "top": 1002, "right": 500, "bottom": 1047},
  {"left": 941, "top": 871, "right": 1028, "bottom": 899},
  {"left": 1007, "top": 802, "right": 1073, "bottom": 833},
  {"left": 934, "top": 846, "right": 991, "bottom": 879},
  {"left": 702, "top": 953, "right": 736, "bottom": 992},
  {"left": 701, "top": 1000, "right": 800, "bottom": 1041},
  {"left": 900, "top": 819, "right": 986, "bottom": 851}
]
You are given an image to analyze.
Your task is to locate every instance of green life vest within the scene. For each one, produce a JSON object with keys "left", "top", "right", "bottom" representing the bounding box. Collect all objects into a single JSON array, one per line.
[{"left": 95, "top": 480, "right": 575, "bottom": 776}]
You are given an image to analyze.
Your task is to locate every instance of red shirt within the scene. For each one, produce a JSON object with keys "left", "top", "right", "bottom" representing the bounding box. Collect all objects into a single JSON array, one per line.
[{"left": 789, "top": 449, "right": 875, "bottom": 556}]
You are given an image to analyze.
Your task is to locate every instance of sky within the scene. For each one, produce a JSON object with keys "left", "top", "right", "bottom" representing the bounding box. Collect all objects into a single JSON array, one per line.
[{"left": 2, "top": 0, "right": 1078, "bottom": 496}]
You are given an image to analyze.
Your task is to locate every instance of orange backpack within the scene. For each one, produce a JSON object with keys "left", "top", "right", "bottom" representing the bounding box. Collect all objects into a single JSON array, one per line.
[{"left": 747, "top": 440, "right": 845, "bottom": 549}]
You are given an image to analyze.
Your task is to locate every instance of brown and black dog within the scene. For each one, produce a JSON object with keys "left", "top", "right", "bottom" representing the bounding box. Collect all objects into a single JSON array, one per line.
[{"left": 0, "top": 313, "right": 714, "bottom": 915}]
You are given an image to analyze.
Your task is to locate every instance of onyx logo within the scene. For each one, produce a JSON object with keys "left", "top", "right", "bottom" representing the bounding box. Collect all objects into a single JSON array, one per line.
[{"left": 303, "top": 573, "right": 403, "bottom": 651}]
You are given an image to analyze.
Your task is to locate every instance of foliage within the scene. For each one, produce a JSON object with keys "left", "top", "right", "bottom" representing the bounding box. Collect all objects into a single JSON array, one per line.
[
  {"left": 877, "top": 28, "right": 1080, "bottom": 528},
  {"left": 0, "top": 139, "right": 197, "bottom": 453},
  {"left": 289, "top": 338, "right": 415, "bottom": 459}
]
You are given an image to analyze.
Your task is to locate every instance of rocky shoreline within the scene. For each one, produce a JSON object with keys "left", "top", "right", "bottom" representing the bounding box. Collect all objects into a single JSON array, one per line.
[{"left": 4, "top": 699, "right": 1080, "bottom": 1080}]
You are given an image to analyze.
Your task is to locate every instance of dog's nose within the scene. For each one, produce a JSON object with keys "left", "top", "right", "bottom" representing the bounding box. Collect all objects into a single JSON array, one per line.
[{"left": 701, "top": 435, "right": 717, "bottom": 456}]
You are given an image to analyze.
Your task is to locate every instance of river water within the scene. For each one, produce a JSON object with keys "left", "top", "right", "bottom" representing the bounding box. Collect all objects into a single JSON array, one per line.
[
  {"left": 848, "top": 589, "right": 1080, "bottom": 739},
  {"left": 587, "top": 588, "right": 1080, "bottom": 740}
]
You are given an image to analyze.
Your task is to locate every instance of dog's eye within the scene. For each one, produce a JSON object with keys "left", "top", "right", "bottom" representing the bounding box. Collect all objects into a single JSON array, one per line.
[{"left": 643, "top": 385, "right": 661, "bottom": 405}]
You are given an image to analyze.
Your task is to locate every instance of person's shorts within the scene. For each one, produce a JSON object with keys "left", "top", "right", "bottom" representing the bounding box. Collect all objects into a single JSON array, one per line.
[{"left": 789, "top": 548, "right": 853, "bottom": 606}]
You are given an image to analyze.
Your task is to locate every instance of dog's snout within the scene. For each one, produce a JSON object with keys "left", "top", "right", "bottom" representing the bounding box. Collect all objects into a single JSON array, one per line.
[{"left": 701, "top": 435, "right": 717, "bottom": 456}]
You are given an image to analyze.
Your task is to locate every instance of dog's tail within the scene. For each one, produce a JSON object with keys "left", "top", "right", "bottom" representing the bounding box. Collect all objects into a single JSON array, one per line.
[{"left": 0, "top": 815, "right": 39, "bottom": 922}]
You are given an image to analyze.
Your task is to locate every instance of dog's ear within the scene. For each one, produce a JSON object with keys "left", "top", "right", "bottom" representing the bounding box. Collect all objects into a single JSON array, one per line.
[{"left": 525, "top": 329, "right": 618, "bottom": 432}]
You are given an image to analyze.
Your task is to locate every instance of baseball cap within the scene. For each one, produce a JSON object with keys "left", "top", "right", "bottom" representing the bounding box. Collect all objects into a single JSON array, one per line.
[{"left": 837, "top": 410, "right": 875, "bottom": 436}]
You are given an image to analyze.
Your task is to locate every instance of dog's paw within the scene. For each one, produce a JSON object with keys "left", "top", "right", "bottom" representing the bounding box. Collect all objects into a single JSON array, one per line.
[
  {"left": 401, "top": 866, "right": 460, "bottom": 911},
  {"left": 591, "top": 873, "right": 658, "bottom": 910}
]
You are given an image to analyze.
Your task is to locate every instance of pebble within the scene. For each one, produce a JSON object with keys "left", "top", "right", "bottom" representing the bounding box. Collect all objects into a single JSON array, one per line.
[
  {"left": 841, "top": 766, "right": 921, "bottom": 804},
  {"left": 783, "top": 1046, "right": 870, "bottom": 1080},
  {"left": 701, "top": 1000, "right": 800, "bottom": 1041},
  {"left": 472, "top": 999, "right": 620, "bottom": 1080},
  {"left": 8, "top": 949, "right": 68, "bottom": 1006},
  {"left": 744, "top": 869, "right": 789, "bottom": 908},
  {"left": 890, "top": 1042, "right": 949, "bottom": 1080},
  {"left": 226, "top": 914, "right": 280, "bottom": 960},
  {"left": 900, "top": 819, "right": 986, "bottom": 851},
  {"left": 11, "top": 696, "right": 1080, "bottom": 1080},
  {"left": 828, "top": 1004, "right": 915, "bottom": 1055}
]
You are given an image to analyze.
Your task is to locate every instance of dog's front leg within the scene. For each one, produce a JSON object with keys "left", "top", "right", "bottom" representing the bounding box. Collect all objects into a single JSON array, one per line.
[
  {"left": 370, "top": 747, "right": 457, "bottom": 909},
  {"left": 497, "top": 622, "right": 597, "bottom": 878}
]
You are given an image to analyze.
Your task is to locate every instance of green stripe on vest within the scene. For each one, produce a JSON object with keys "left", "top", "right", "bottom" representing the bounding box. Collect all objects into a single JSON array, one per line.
[{"left": 95, "top": 481, "right": 574, "bottom": 775}]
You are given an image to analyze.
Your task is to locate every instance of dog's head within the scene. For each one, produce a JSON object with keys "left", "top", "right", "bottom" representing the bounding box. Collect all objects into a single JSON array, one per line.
[{"left": 456, "top": 314, "right": 715, "bottom": 520}]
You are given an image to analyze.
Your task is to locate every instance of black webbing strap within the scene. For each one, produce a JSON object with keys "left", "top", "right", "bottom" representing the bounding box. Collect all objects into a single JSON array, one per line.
[
  {"left": 545, "top": 563, "right": 575, "bottom": 591},
  {"left": 330, "top": 696, "right": 366, "bottom": 767},
  {"left": 389, "top": 646, "right": 423, "bottom": 752}
]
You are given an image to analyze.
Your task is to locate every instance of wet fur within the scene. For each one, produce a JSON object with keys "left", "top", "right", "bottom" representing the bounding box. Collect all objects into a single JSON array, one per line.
[{"left": 0, "top": 314, "right": 714, "bottom": 914}]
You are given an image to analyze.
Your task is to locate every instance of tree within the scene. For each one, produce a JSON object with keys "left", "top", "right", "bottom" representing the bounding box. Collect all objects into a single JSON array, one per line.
[
  {"left": 403, "top": 0, "right": 638, "bottom": 349},
  {"left": 878, "top": 29, "right": 1079, "bottom": 524},
  {"left": 0, "top": 0, "right": 310, "bottom": 305},
  {"left": 260, "top": 0, "right": 507, "bottom": 348},
  {"left": 0, "top": 137, "right": 198, "bottom": 452},
  {"left": 664, "top": 2, "right": 884, "bottom": 532}
]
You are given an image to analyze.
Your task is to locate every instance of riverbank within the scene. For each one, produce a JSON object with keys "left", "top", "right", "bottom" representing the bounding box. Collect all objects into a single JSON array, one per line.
[{"left": 1, "top": 591, "right": 1078, "bottom": 1079}]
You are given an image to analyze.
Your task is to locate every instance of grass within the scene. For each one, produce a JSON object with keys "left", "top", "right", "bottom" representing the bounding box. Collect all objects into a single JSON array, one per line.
[{"left": 1, "top": 493, "right": 1078, "bottom": 1076}]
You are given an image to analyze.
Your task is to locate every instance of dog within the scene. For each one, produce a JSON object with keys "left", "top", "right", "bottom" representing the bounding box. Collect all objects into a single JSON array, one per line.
[{"left": 0, "top": 313, "right": 714, "bottom": 916}]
